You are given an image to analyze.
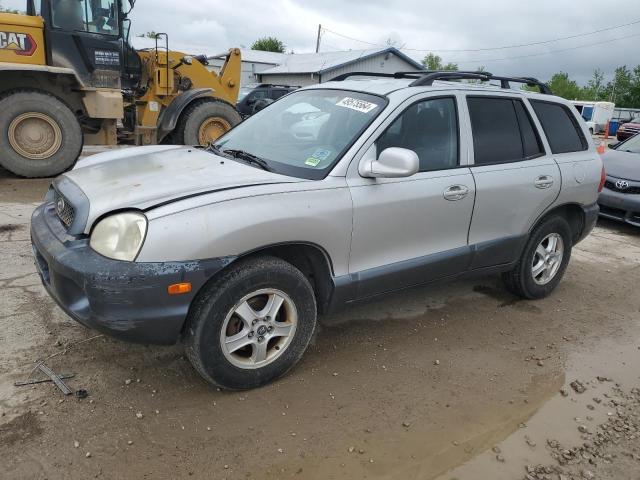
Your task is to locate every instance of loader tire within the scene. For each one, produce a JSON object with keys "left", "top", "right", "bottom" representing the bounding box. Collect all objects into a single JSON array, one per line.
[
  {"left": 0, "top": 90, "right": 82, "bottom": 178},
  {"left": 174, "top": 99, "right": 242, "bottom": 146}
]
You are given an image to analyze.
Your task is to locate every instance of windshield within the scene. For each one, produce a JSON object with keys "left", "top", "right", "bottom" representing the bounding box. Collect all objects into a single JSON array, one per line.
[
  {"left": 215, "top": 89, "right": 387, "bottom": 180},
  {"left": 617, "top": 134, "right": 640, "bottom": 154}
]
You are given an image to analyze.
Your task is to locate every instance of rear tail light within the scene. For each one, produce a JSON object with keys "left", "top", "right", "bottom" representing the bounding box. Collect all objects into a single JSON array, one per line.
[{"left": 598, "top": 165, "right": 606, "bottom": 193}]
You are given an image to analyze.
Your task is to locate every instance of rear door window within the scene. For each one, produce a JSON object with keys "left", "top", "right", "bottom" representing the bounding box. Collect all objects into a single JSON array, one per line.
[
  {"left": 530, "top": 100, "right": 588, "bottom": 154},
  {"left": 467, "top": 96, "right": 543, "bottom": 165}
]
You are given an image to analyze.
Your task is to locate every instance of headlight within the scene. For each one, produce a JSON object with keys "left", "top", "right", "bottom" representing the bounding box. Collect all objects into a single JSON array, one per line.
[{"left": 90, "top": 212, "right": 147, "bottom": 261}]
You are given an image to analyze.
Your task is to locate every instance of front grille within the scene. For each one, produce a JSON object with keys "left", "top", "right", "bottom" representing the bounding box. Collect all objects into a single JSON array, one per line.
[
  {"left": 54, "top": 191, "right": 75, "bottom": 228},
  {"left": 604, "top": 180, "right": 640, "bottom": 194}
]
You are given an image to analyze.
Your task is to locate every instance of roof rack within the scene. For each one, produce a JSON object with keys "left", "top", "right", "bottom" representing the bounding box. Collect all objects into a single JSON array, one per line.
[{"left": 330, "top": 70, "right": 552, "bottom": 95}]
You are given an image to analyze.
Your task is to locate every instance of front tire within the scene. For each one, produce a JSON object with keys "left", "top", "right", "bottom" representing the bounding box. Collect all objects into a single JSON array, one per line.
[
  {"left": 502, "top": 216, "right": 573, "bottom": 299},
  {"left": 174, "top": 99, "right": 241, "bottom": 146},
  {"left": 0, "top": 90, "right": 83, "bottom": 178},
  {"left": 185, "top": 256, "right": 317, "bottom": 390}
]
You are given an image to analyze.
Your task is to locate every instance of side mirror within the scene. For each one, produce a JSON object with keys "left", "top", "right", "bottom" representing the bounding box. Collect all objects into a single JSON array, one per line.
[{"left": 361, "top": 147, "right": 419, "bottom": 178}]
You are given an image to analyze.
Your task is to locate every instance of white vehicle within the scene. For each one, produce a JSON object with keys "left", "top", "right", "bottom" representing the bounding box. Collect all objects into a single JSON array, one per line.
[{"left": 571, "top": 101, "right": 615, "bottom": 135}]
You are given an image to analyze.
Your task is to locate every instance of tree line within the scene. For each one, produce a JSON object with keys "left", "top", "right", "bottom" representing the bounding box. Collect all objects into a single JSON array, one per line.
[{"left": 421, "top": 53, "right": 640, "bottom": 108}]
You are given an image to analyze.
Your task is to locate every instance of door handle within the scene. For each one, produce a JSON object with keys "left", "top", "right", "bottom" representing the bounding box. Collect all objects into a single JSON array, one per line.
[
  {"left": 443, "top": 185, "right": 469, "bottom": 201},
  {"left": 534, "top": 175, "right": 554, "bottom": 189}
]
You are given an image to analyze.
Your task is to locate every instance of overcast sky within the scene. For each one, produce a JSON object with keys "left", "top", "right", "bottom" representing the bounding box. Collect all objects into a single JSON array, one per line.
[{"left": 5, "top": 0, "right": 639, "bottom": 84}]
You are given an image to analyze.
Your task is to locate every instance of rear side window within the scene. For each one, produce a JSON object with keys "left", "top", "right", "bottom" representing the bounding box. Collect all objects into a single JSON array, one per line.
[
  {"left": 467, "top": 97, "right": 543, "bottom": 165},
  {"left": 530, "top": 100, "right": 588, "bottom": 154},
  {"left": 271, "top": 89, "right": 289, "bottom": 99}
]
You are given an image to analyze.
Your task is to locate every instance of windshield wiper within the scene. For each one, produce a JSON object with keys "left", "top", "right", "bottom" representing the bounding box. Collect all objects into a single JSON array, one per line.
[
  {"left": 222, "top": 149, "right": 271, "bottom": 171},
  {"left": 207, "top": 143, "right": 227, "bottom": 156}
]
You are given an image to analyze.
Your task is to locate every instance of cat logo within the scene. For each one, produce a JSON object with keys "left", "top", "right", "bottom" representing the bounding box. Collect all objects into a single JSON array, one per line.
[{"left": 0, "top": 31, "right": 37, "bottom": 56}]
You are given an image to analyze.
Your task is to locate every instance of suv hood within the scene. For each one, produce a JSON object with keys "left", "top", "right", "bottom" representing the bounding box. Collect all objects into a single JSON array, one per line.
[
  {"left": 602, "top": 149, "right": 640, "bottom": 181},
  {"left": 59, "top": 145, "right": 303, "bottom": 233}
]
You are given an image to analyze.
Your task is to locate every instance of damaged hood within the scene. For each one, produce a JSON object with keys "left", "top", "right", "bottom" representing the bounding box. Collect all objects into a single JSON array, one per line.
[{"left": 58, "top": 145, "right": 303, "bottom": 233}]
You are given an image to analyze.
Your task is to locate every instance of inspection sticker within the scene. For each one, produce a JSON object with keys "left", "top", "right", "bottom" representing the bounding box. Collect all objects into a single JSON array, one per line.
[
  {"left": 304, "top": 148, "right": 332, "bottom": 167},
  {"left": 336, "top": 97, "right": 378, "bottom": 113}
]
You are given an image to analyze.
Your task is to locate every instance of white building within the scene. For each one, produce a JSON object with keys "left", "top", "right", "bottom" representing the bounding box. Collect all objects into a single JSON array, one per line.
[
  {"left": 207, "top": 49, "right": 287, "bottom": 86},
  {"left": 208, "top": 47, "right": 424, "bottom": 87},
  {"left": 257, "top": 47, "right": 424, "bottom": 86}
]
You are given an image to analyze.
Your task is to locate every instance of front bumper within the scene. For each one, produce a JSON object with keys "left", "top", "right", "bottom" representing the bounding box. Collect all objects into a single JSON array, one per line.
[
  {"left": 30, "top": 203, "right": 233, "bottom": 344},
  {"left": 598, "top": 188, "right": 640, "bottom": 227}
]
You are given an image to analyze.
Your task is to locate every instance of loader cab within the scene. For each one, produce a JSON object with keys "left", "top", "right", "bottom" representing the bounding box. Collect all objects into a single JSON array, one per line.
[{"left": 33, "top": 0, "right": 141, "bottom": 89}]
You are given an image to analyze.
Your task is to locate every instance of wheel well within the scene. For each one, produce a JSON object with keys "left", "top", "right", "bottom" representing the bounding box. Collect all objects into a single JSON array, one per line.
[
  {"left": 534, "top": 204, "right": 585, "bottom": 244},
  {"left": 238, "top": 244, "right": 335, "bottom": 315},
  {"left": 0, "top": 71, "right": 85, "bottom": 116}
]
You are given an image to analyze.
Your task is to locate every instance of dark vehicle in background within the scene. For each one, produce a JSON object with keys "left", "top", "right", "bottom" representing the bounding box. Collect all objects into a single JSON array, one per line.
[
  {"left": 236, "top": 83, "right": 299, "bottom": 116},
  {"left": 616, "top": 117, "right": 640, "bottom": 141},
  {"left": 599, "top": 133, "right": 640, "bottom": 226}
]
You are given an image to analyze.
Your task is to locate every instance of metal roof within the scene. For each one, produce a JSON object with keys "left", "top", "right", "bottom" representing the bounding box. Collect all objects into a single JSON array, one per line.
[
  {"left": 258, "top": 47, "right": 424, "bottom": 76},
  {"left": 208, "top": 48, "right": 288, "bottom": 65}
]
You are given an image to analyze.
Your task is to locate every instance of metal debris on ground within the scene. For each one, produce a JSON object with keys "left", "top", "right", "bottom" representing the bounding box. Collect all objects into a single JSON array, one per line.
[
  {"left": 14, "top": 373, "right": 75, "bottom": 387},
  {"left": 37, "top": 363, "right": 73, "bottom": 395}
]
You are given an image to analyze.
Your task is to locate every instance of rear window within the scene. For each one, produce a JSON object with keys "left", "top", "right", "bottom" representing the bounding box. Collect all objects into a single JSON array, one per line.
[
  {"left": 530, "top": 100, "right": 588, "bottom": 154},
  {"left": 467, "top": 97, "right": 543, "bottom": 165}
]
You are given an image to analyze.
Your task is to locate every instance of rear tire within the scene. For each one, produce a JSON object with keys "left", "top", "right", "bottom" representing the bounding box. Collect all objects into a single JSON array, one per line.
[
  {"left": 502, "top": 216, "right": 573, "bottom": 299},
  {"left": 174, "top": 99, "right": 241, "bottom": 146},
  {"left": 185, "top": 256, "right": 317, "bottom": 390},
  {"left": 0, "top": 90, "right": 82, "bottom": 178}
]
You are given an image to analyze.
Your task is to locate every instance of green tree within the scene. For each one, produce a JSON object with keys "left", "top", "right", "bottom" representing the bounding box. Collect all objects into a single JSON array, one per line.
[
  {"left": 546, "top": 72, "right": 582, "bottom": 100},
  {"left": 583, "top": 68, "right": 605, "bottom": 101},
  {"left": 421, "top": 52, "right": 457, "bottom": 71},
  {"left": 630, "top": 66, "right": 640, "bottom": 109},
  {"left": 251, "top": 37, "right": 286, "bottom": 53},
  {"left": 604, "top": 66, "right": 633, "bottom": 107},
  {"left": 137, "top": 31, "right": 160, "bottom": 39}
]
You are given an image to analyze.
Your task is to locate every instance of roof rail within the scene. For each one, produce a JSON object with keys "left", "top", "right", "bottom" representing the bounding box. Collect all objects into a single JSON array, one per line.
[
  {"left": 330, "top": 72, "right": 420, "bottom": 81},
  {"left": 408, "top": 71, "right": 552, "bottom": 94},
  {"left": 330, "top": 70, "right": 552, "bottom": 95}
]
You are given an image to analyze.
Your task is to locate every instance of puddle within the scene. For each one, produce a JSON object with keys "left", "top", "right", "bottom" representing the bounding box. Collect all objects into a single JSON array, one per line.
[{"left": 435, "top": 338, "right": 640, "bottom": 480}]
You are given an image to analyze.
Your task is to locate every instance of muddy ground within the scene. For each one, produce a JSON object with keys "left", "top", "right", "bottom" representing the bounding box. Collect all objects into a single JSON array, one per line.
[{"left": 1, "top": 163, "right": 639, "bottom": 480}]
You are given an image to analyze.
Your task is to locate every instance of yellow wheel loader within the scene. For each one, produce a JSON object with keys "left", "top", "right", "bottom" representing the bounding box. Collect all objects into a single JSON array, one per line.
[{"left": 0, "top": 0, "right": 242, "bottom": 177}]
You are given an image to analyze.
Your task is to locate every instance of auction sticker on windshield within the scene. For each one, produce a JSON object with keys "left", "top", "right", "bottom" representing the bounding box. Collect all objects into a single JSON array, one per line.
[{"left": 336, "top": 97, "right": 378, "bottom": 113}]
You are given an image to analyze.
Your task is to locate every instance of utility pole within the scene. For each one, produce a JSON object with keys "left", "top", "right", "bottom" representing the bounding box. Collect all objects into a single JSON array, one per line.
[{"left": 315, "top": 24, "right": 322, "bottom": 53}]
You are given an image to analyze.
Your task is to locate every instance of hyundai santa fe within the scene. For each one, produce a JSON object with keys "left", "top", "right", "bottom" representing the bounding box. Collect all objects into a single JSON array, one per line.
[{"left": 31, "top": 71, "right": 604, "bottom": 389}]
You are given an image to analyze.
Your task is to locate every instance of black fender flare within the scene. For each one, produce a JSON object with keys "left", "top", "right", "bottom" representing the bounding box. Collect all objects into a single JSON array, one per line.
[{"left": 156, "top": 88, "right": 213, "bottom": 142}]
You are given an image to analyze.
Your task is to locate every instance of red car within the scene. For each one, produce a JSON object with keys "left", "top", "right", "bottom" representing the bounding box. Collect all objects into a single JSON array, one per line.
[{"left": 617, "top": 117, "right": 640, "bottom": 141}]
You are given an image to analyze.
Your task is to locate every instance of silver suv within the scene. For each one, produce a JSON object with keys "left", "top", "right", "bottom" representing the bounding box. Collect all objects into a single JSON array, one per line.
[{"left": 31, "top": 71, "right": 604, "bottom": 389}]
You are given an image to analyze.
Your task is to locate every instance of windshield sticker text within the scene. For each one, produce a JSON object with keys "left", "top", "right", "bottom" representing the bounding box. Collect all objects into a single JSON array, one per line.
[{"left": 336, "top": 97, "right": 378, "bottom": 113}]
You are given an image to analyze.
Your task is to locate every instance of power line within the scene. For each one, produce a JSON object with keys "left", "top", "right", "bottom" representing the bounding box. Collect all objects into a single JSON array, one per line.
[
  {"left": 450, "top": 31, "right": 640, "bottom": 65},
  {"left": 321, "top": 18, "right": 640, "bottom": 53}
]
